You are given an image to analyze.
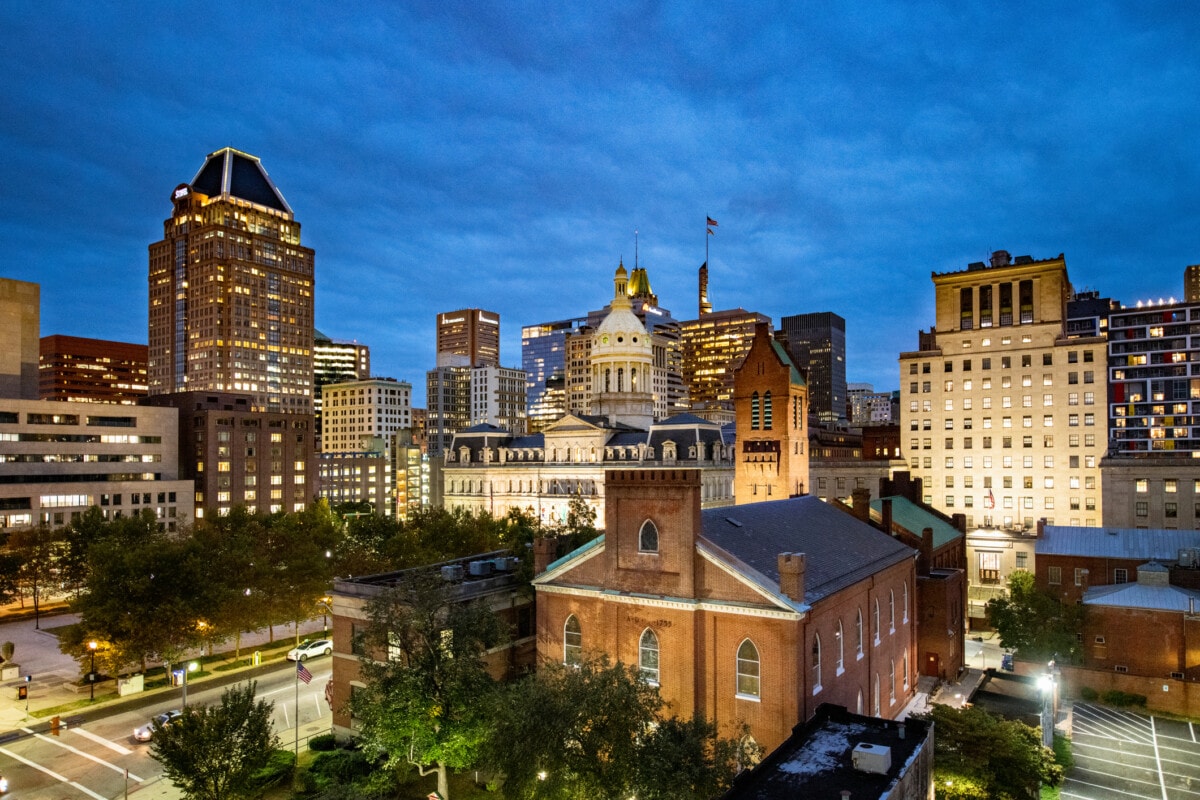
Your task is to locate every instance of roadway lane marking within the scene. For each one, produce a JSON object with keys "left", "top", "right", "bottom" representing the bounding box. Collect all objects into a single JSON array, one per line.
[
  {"left": 70, "top": 726, "right": 133, "bottom": 755},
  {"left": 0, "top": 744, "right": 107, "bottom": 800},
  {"left": 20, "top": 728, "right": 144, "bottom": 782},
  {"left": 1149, "top": 716, "right": 1168, "bottom": 800}
]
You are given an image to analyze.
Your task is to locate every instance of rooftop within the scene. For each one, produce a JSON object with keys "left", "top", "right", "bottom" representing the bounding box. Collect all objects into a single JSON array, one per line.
[{"left": 1036, "top": 526, "right": 1200, "bottom": 561}]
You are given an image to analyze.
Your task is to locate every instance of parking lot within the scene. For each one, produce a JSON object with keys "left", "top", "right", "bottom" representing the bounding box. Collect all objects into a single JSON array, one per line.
[{"left": 1064, "top": 703, "right": 1200, "bottom": 800}]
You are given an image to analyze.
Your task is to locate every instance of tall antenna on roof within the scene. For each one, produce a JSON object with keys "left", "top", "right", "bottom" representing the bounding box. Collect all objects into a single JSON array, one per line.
[{"left": 635, "top": 229, "right": 639, "bottom": 268}]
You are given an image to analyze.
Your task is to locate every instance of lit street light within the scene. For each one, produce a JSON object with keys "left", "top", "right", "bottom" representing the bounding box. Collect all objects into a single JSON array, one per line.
[
  {"left": 318, "top": 596, "right": 333, "bottom": 631},
  {"left": 180, "top": 661, "right": 198, "bottom": 707},
  {"left": 87, "top": 641, "right": 97, "bottom": 701}
]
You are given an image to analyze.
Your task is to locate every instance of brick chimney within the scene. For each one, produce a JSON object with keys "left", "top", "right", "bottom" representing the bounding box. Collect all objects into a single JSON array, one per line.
[
  {"left": 778, "top": 552, "right": 806, "bottom": 602},
  {"left": 850, "top": 488, "right": 871, "bottom": 523},
  {"left": 533, "top": 537, "right": 558, "bottom": 575},
  {"left": 881, "top": 498, "right": 893, "bottom": 535},
  {"left": 920, "top": 527, "right": 934, "bottom": 576}
]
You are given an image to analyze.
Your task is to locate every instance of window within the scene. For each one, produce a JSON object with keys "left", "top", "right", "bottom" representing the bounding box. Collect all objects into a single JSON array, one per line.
[
  {"left": 1048, "top": 566, "right": 1062, "bottom": 585},
  {"left": 638, "top": 520, "right": 659, "bottom": 552},
  {"left": 811, "top": 634, "right": 822, "bottom": 691},
  {"left": 1113, "top": 568, "right": 1128, "bottom": 585},
  {"left": 873, "top": 599, "right": 880, "bottom": 644},
  {"left": 736, "top": 640, "right": 760, "bottom": 699},
  {"left": 639, "top": 629, "right": 659, "bottom": 685},
  {"left": 836, "top": 621, "right": 845, "bottom": 672},
  {"left": 1136, "top": 479, "right": 1149, "bottom": 493},
  {"left": 564, "top": 616, "right": 582, "bottom": 665},
  {"left": 888, "top": 590, "right": 896, "bottom": 632},
  {"left": 903, "top": 581, "right": 909, "bottom": 623},
  {"left": 855, "top": 609, "right": 864, "bottom": 657},
  {"left": 889, "top": 659, "right": 896, "bottom": 703},
  {"left": 1074, "top": 568, "right": 1087, "bottom": 586}
]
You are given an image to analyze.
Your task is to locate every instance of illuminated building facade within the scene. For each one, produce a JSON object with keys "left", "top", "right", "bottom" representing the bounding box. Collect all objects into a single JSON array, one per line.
[
  {"left": 679, "top": 307, "right": 771, "bottom": 414},
  {"left": 436, "top": 308, "right": 499, "bottom": 368},
  {"left": 319, "top": 378, "right": 412, "bottom": 453},
  {"left": 899, "top": 250, "right": 1105, "bottom": 530},
  {"left": 313, "top": 330, "right": 370, "bottom": 440},
  {"left": 39, "top": 336, "right": 148, "bottom": 405},
  {"left": 0, "top": 278, "right": 40, "bottom": 400},
  {"left": 147, "top": 148, "right": 315, "bottom": 414},
  {"left": 522, "top": 316, "right": 587, "bottom": 432}
]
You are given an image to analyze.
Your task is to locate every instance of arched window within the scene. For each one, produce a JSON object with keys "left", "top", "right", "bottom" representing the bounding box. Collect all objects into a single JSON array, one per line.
[
  {"left": 605, "top": 368, "right": 611, "bottom": 392},
  {"left": 763, "top": 391, "right": 773, "bottom": 429},
  {"left": 873, "top": 673, "right": 881, "bottom": 716},
  {"left": 856, "top": 689, "right": 864, "bottom": 715},
  {"left": 617, "top": 367, "right": 624, "bottom": 392},
  {"left": 889, "top": 659, "right": 896, "bottom": 703},
  {"left": 836, "top": 620, "right": 845, "bottom": 673},
  {"left": 736, "top": 640, "right": 760, "bottom": 699},
  {"left": 638, "top": 520, "right": 659, "bottom": 552},
  {"left": 631, "top": 368, "right": 637, "bottom": 390},
  {"left": 889, "top": 590, "right": 896, "bottom": 632},
  {"left": 811, "top": 633, "right": 822, "bottom": 692},
  {"left": 903, "top": 581, "right": 910, "bottom": 624},
  {"left": 564, "top": 615, "right": 582, "bottom": 666},
  {"left": 855, "top": 609, "right": 864, "bottom": 657},
  {"left": 639, "top": 629, "right": 660, "bottom": 685},
  {"left": 751, "top": 392, "right": 760, "bottom": 429},
  {"left": 903, "top": 650, "right": 910, "bottom": 690},
  {"left": 873, "top": 599, "right": 880, "bottom": 644}
]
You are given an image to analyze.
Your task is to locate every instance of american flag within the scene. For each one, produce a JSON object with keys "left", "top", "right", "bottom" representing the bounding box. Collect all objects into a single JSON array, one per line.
[{"left": 297, "top": 661, "right": 313, "bottom": 685}]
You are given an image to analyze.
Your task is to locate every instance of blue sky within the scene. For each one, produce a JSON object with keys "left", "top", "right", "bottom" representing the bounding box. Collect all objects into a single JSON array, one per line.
[{"left": 3, "top": 2, "right": 1199, "bottom": 406}]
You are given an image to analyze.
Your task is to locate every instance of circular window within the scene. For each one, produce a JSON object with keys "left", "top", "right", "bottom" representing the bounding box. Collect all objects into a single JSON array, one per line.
[
  {"left": 617, "top": 336, "right": 624, "bottom": 342},
  {"left": 632, "top": 337, "right": 638, "bottom": 343},
  {"left": 601, "top": 335, "right": 609, "bottom": 344}
]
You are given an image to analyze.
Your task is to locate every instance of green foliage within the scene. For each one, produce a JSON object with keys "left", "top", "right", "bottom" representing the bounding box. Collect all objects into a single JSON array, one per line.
[
  {"left": 350, "top": 572, "right": 507, "bottom": 800},
  {"left": 1, "top": 641, "right": 14, "bottom": 662},
  {"left": 308, "top": 733, "right": 339, "bottom": 751},
  {"left": 1051, "top": 734, "right": 1073, "bottom": 772},
  {"left": 1101, "top": 689, "right": 1146, "bottom": 707},
  {"left": 306, "top": 749, "right": 378, "bottom": 787},
  {"left": 246, "top": 749, "right": 296, "bottom": 790},
  {"left": 916, "top": 704, "right": 1063, "bottom": 800},
  {"left": 1078, "top": 686, "right": 1098, "bottom": 701},
  {"left": 485, "top": 658, "right": 741, "bottom": 800},
  {"left": 8, "top": 524, "right": 66, "bottom": 611},
  {"left": 150, "top": 682, "right": 280, "bottom": 800},
  {"left": 986, "top": 571, "right": 1083, "bottom": 663}
]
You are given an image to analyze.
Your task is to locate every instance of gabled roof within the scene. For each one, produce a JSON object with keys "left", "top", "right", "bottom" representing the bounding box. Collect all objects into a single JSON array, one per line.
[
  {"left": 769, "top": 339, "right": 806, "bottom": 386},
  {"left": 870, "top": 496, "right": 961, "bottom": 549},
  {"left": 1036, "top": 526, "right": 1200, "bottom": 560},
  {"left": 702, "top": 496, "right": 914, "bottom": 605},
  {"left": 191, "top": 147, "right": 292, "bottom": 214}
]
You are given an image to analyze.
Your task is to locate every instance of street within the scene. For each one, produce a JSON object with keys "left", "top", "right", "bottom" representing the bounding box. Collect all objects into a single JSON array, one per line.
[
  {"left": 964, "top": 632, "right": 1009, "bottom": 672},
  {"left": 0, "top": 612, "right": 333, "bottom": 800}
]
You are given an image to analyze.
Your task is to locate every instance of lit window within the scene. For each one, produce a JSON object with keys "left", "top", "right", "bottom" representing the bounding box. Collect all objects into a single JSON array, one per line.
[
  {"left": 639, "top": 629, "right": 659, "bottom": 685},
  {"left": 736, "top": 640, "right": 760, "bottom": 699}
]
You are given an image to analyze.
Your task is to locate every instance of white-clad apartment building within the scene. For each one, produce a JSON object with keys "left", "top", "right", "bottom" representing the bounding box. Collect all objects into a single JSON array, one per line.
[{"left": 319, "top": 378, "right": 413, "bottom": 453}]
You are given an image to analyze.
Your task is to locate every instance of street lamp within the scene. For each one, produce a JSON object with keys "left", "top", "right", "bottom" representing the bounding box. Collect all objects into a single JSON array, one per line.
[
  {"left": 1038, "top": 666, "right": 1056, "bottom": 748},
  {"left": 318, "top": 596, "right": 333, "bottom": 630},
  {"left": 87, "top": 641, "right": 97, "bottom": 701},
  {"left": 181, "top": 661, "right": 198, "bottom": 707}
]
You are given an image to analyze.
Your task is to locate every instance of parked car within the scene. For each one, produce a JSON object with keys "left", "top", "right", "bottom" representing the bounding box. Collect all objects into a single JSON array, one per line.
[
  {"left": 286, "top": 639, "right": 333, "bottom": 661},
  {"left": 133, "top": 709, "right": 182, "bottom": 742}
]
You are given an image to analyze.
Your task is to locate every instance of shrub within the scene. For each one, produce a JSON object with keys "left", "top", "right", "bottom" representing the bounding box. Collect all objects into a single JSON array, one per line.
[
  {"left": 1078, "top": 686, "right": 1098, "bottom": 701},
  {"left": 1101, "top": 689, "right": 1147, "bottom": 707},
  {"left": 308, "top": 733, "right": 338, "bottom": 751},
  {"left": 306, "top": 749, "right": 376, "bottom": 785},
  {"left": 247, "top": 749, "right": 295, "bottom": 789}
]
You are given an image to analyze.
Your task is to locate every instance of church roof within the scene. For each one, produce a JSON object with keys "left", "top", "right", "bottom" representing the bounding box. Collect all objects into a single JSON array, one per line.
[
  {"left": 870, "top": 496, "right": 961, "bottom": 550},
  {"left": 702, "top": 496, "right": 914, "bottom": 605},
  {"left": 191, "top": 147, "right": 292, "bottom": 214},
  {"left": 770, "top": 339, "right": 806, "bottom": 386}
]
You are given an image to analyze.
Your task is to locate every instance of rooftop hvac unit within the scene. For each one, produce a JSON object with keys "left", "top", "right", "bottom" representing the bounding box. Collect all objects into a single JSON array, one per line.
[
  {"left": 492, "top": 556, "right": 516, "bottom": 572},
  {"left": 1179, "top": 548, "right": 1200, "bottom": 569},
  {"left": 851, "top": 742, "right": 892, "bottom": 775},
  {"left": 468, "top": 560, "right": 495, "bottom": 577},
  {"left": 441, "top": 564, "right": 464, "bottom": 581}
]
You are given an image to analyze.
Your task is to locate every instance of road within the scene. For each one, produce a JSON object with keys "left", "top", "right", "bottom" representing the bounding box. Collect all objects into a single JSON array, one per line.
[{"left": 0, "top": 658, "right": 332, "bottom": 800}]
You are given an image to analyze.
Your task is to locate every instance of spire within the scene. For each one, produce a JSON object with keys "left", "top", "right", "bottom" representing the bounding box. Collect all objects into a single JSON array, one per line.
[
  {"left": 699, "top": 262, "right": 712, "bottom": 316},
  {"left": 613, "top": 260, "right": 631, "bottom": 310}
]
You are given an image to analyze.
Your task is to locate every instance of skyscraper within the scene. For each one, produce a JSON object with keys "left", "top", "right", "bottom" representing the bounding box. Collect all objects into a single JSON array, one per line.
[
  {"left": 522, "top": 316, "right": 587, "bottom": 432},
  {"left": 436, "top": 309, "right": 500, "bottom": 367},
  {"left": 148, "top": 148, "right": 315, "bottom": 414},
  {"left": 778, "top": 311, "right": 847, "bottom": 425},
  {"left": 313, "top": 330, "right": 370, "bottom": 440},
  {"left": 0, "top": 277, "right": 40, "bottom": 400},
  {"left": 679, "top": 308, "right": 770, "bottom": 414},
  {"left": 39, "top": 335, "right": 148, "bottom": 405}
]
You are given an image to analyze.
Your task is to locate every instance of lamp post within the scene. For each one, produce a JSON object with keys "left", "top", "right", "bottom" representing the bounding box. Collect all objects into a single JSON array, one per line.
[
  {"left": 181, "top": 661, "right": 198, "bottom": 707},
  {"left": 318, "top": 596, "right": 333, "bottom": 631},
  {"left": 1038, "top": 665, "right": 1056, "bottom": 748},
  {"left": 87, "top": 641, "right": 97, "bottom": 701}
]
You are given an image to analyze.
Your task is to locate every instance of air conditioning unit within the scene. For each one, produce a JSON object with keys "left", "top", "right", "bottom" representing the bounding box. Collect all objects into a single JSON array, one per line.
[
  {"left": 468, "top": 560, "right": 494, "bottom": 577},
  {"left": 492, "top": 556, "right": 515, "bottom": 572},
  {"left": 441, "top": 565, "right": 464, "bottom": 581},
  {"left": 851, "top": 743, "right": 892, "bottom": 775},
  {"left": 1179, "top": 548, "right": 1200, "bottom": 568}
]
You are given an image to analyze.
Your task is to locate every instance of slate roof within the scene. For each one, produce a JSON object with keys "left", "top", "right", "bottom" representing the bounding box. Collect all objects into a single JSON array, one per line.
[
  {"left": 870, "top": 496, "right": 961, "bottom": 549},
  {"left": 701, "top": 496, "right": 914, "bottom": 605},
  {"left": 1036, "top": 526, "right": 1200, "bottom": 560},
  {"left": 190, "top": 148, "right": 292, "bottom": 214}
]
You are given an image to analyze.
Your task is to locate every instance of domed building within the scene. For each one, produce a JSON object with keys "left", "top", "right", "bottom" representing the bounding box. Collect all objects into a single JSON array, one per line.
[{"left": 443, "top": 263, "right": 738, "bottom": 523}]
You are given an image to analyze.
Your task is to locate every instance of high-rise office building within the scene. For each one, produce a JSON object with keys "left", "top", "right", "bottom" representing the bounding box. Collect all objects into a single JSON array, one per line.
[
  {"left": 0, "top": 277, "right": 40, "bottom": 400},
  {"left": 319, "top": 378, "right": 413, "bottom": 453},
  {"left": 899, "top": 250, "right": 1105, "bottom": 530},
  {"left": 778, "top": 312, "right": 847, "bottom": 425},
  {"left": 436, "top": 309, "right": 499, "bottom": 368},
  {"left": 522, "top": 316, "right": 587, "bottom": 432},
  {"left": 313, "top": 330, "right": 370, "bottom": 440},
  {"left": 679, "top": 308, "right": 770, "bottom": 414},
  {"left": 847, "top": 383, "right": 895, "bottom": 426},
  {"left": 471, "top": 365, "right": 528, "bottom": 434},
  {"left": 39, "top": 336, "right": 148, "bottom": 405},
  {"left": 426, "top": 366, "right": 473, "bottom": 458},
  {"left": 148, "top": 148, "right": 315, "bottom": 414}
]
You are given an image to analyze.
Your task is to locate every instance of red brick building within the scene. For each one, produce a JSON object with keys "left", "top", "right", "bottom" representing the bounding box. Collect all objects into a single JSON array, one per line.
[
  {"left": 39, "top": 335, "right": 148, "bottom": 404},
  {"left": 1035, "top": 525, "right": 1200, "bottom": 604},
  {"left": 733, "top": 323, "right": 808, "bottom": 502},
  {"left": 533, "top": 468, "right": 917, "bottom": 755}
]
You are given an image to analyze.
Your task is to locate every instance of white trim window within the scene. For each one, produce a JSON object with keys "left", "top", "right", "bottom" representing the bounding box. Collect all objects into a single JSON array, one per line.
[
  {"left": 564, "top": 615, "right": 582, "bottom": 666},
  {"left": 736, "top": 639, "right": 760, "bottom": 699},
  {"left": 811, "top": 633, "right": 822, "bottom": 693},
  {"left": 639, "top": 628, "right": 660, "bottom": 685}
]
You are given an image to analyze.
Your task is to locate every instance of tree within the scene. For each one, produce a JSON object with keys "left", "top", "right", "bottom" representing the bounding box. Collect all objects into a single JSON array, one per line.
[
  {"left": 349, "top": 572, "right": 507, "bottom": 800},
  {"left": 8, "top": 524, "right": 66, "bottom": 628},
  {"left": 150, "top": 681, "right": 279, "bottom": 800},
  {"left": 986, "top": 571, "right": 1083, "bottom": 663},
  {"left": 486, "top": 657, "right": 741, "bottom": 800},
  {"left": 913, "top": 704, "right": 1062, "bottom": 800}
]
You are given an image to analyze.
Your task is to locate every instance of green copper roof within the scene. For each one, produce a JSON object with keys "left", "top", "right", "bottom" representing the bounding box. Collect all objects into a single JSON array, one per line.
[
  {"left": 870, "top": 496, "right": 961, "bottom": 549},
  {"left": 770, "top": 339, "right": 806, "bottom": 386}
]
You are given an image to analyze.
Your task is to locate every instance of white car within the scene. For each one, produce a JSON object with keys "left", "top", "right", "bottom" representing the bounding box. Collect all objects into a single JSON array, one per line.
[
  {"left": 133, "top": 709, "right": 182, "bottom": 742},
  {"left": 286, "top": 639, "right": 332, "bottom": 661}
]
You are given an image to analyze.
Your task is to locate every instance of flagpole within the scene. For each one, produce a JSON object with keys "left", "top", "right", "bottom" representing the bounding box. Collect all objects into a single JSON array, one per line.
[{"left": 294, "top": 662, "right": 300, "bottom": 755}]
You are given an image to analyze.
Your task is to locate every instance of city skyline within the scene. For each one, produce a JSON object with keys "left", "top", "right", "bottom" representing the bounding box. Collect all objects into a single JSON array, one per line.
[{"left": 3, "top": 4, "right": 1199, "bottom": 406}]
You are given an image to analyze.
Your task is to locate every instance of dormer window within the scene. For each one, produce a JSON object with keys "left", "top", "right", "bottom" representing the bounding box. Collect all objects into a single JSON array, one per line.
[{"left": 639, "top": 520, "right": 659, "bottom": 553}]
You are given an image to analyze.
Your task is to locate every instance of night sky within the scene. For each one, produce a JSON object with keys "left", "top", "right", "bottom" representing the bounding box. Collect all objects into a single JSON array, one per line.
[{"left": 3, "top": 3, "right": 1199, "bottom": 406}]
